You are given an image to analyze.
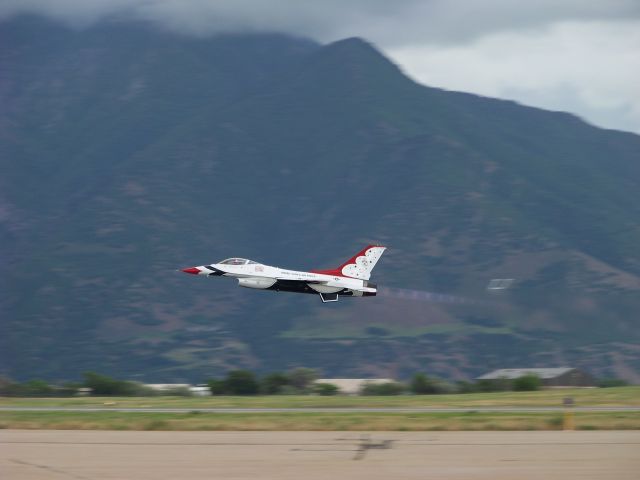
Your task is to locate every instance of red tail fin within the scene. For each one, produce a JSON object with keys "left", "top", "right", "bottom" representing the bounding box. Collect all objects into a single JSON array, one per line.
[{"left": 312, "top": 245, "right": 386, "bottom": 280}]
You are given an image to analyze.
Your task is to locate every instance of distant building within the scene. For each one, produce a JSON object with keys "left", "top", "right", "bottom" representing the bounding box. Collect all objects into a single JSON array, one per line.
[
  {"left": 189, "top": 385, "right": 212, "bottom": 396},
  {"left": 145, "top": 383, "right": 211, "bottom": 396},
  {"left": 315, "top": 378, "right": 395, "bottom": 395},
  {"left": 145, "top": 383, "right": 191, "bottom": 391},
  {"left": 476, "top": 368, "right": 596, "bottom": 387}
]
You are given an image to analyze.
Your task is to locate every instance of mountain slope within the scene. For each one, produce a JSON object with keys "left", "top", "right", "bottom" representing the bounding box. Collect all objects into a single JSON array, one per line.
[{"left": 2, "top": 17, "right": 639, "bottom": 382}]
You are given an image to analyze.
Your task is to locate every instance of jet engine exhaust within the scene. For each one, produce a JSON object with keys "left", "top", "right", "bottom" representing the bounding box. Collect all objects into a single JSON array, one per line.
[{"left": 377, "top": 287, "right": 477, "bottom": 305}]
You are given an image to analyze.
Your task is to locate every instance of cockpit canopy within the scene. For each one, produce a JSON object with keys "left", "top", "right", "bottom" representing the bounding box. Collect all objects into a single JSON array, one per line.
[{"left": 218, "top": 258, "right": 258, "bottom": 265}]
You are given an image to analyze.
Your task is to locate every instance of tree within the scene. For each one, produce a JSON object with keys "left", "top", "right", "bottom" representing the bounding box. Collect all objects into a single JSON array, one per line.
[
  {"left": 83, "top": 371, "right": 120, "bottom": 395},
  {"left": 82, "top": 371, "right": 139, "bottom": 395},
  {"left": 261, "top": 372, "right": 290, "bottom": 394},
  {"left": 360, "top": 382, "right": 406, "bottom": 395},
  {"left": 224, "top": 370, "right": 259, "bottom": 395},
  {"left": 287, "top": 368, "right": 318, "bottom": 391},
  {"left": 598, "top": 378, "right": 629, "bottom": 388},
  {"left": 207, "top": 378, "right": 227, "bottom": 395},
  {"left": 410, "top": 373, "right": 454, "bottom": 394},
  {"left": 410, "top": 373, "right": 438, "bottom": 394},
  {"left": 22, "top": 379, "right": 54, "bottom": 396},
  {"left": 513, "top": 374, "right": 541, "bottom": 391},
  {"left": 313, "top": 383, "right": 339, "bottom": 396},
  {"left": 455, "top": 381, "right": 477, "bottom": 393}
]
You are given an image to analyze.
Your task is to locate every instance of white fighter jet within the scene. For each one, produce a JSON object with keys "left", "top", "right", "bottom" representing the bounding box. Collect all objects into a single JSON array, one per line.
[{"left": 181, "top": 245, "right": 386, "bottom": 303}]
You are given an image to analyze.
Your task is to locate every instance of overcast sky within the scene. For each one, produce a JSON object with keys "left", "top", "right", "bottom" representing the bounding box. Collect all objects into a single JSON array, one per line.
[{"left": 2, "top": 0, "right": 639, "bottom": 133}]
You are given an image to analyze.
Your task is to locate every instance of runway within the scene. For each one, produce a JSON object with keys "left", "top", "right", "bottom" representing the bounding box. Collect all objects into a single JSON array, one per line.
[{"left": 2, "top": 430, "right": 639, "bottom": 479}]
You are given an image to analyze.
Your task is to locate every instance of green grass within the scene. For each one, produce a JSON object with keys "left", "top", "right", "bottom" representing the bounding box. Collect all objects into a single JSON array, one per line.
[
  {"left": 2, "top": 387, "right": 638, "bottom": 431},
  {"left": 1, "top": 411, "right": 638, "bottom": 431},
  {"left": 1, "top": 386, "right": 638, "bottom": 409}
]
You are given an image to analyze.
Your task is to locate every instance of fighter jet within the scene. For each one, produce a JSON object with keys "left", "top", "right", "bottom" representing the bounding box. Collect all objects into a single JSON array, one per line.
[{"left": 181, "top": 245, "right": 386, "bottom": 303}]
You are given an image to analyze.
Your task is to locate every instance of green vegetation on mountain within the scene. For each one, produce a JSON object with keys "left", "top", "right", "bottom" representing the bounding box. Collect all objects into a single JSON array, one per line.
[{"left": 2, "top": 16, "right": 639, "bottom": 382}]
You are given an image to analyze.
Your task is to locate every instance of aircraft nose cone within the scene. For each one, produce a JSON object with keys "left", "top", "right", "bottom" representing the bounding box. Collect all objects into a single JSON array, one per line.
[{"left": 182, "top": 267, "right": 200, "bottom": 275}]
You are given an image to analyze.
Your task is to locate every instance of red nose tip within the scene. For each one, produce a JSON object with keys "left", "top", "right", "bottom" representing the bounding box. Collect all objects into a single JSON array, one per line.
[{"left": 182, "top": 267, "right": 200, "bottom": 275}]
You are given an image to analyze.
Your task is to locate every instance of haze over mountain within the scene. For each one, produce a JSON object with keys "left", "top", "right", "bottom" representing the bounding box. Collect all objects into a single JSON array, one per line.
[{"left": 2, "top": 16, "right": 639, "bottom": 382}]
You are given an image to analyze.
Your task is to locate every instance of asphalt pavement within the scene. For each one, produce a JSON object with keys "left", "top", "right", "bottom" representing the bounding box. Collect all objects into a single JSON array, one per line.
[{"left": 3, "top": 430, "right": 639, "bottom": 480}]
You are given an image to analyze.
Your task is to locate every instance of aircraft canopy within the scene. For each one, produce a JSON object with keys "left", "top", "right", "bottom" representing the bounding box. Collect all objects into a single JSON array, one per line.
[{"left": 218, "top": 258, "right": 258, "bottom": 265}]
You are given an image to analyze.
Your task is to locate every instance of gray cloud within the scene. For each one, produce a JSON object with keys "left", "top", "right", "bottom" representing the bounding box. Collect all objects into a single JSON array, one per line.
[
  {"left": 2, "top": 0, "right": 638, "bottom": 45},
  {"left": 2, "top": 1, "right": 639, "bottom": 133},
  {"left": 389, "top": 19, "right": 640, "bottom": 133}
]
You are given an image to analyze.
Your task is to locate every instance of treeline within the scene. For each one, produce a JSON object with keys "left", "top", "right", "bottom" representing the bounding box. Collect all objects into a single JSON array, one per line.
[
  {"left": 0, "top": 372, "right": 160, "bottom": 397},
  {"left": 207, "top": 368, "right": 326, "bottom": 395},
  {"left": 205, "top": 369, "right": 459, "bottom": 396},
  {"left": 0, "top": 369, "right": 326, "bottom": 397},
  {"left": 363, "top": 373, "right": 543, "bottom": 395},
  {"left": 205, "top": 371, "right": 582, "bottom": 395},
  {"left": 0, "top": 378, "right": 81, "bottom": 397},
  {"left": 0, "top": 371, "right": 630, "bottom": 397}
]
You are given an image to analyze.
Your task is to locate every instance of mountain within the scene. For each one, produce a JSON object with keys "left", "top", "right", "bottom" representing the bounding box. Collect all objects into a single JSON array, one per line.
[{"left": 2, "top": 16, "right": 639, "bottom": 382}]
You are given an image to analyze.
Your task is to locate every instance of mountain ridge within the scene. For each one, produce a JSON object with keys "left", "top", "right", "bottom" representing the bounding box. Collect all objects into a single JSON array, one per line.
[{"left": 1, "top": 16, "right": 639, "bottom": 382}]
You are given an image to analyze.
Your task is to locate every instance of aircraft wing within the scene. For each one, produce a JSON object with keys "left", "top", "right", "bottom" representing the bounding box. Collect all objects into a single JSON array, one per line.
[{"left": 273, "top": 275, "right": 329, "bottom": 284}]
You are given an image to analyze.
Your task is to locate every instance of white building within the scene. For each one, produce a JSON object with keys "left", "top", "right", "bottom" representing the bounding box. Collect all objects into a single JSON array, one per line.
[
  {"left": 145, "top": 383, "right": 191, "bottom": 391},
  {"left": 315, "top": 378, "right": 395, "bottom": 395},
  {"left": 145, "top": 383, "right": 211, "bottom": 396},
  {"left": 189, "top": 385, "right": 212, "bottom": 396}
]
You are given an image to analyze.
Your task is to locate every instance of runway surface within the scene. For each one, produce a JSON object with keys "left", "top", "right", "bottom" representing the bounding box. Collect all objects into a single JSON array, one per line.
[
  {"left": 2, "top": 406, "right": 639, "bottom": 413},
  {"left": 2, "top": 430, "right": 639, "bottom": 479}
]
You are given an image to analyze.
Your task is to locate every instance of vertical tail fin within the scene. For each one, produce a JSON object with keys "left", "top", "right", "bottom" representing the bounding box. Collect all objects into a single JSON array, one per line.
[{"left": 312, "top": 245, "right": 386, "bottom": 281}]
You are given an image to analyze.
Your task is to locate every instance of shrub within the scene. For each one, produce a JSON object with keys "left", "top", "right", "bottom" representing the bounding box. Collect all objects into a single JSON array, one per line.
[
  {"left": 513, "top": 374, "right": 541, "bottom": 391},
  {"left": 598, "top": 378, "right": 629, "bottom": 388},
  {"left": 360, "top": 382, "right": 406, "bottom": 395},
  {"left": 410, "top": 373, "right": 454, "bottom": 394},
  {"left": 224, "top": 370, "right": 259, "bottom": 395},
  {"left": 261, "top": 372, "right": 290, "bottom": 394},
  {"left": 287, "top": 368, "right": 318, "bottom": 391},
  {"left": 82, "top": 372, "right": 141, "bottom": 396},
  {"left": 207, "top": 379, "right": 226, "bottom": 395},
  {"left": 313, "top": 383, "right": 339, "bottom": 396},
  {"left": 410, "top": 373, "right": 437, "bottom": 394},
  {"left": 277, "top": 385, "right": 303, "bottom": 395},
  {"left": 21, "top": 380, "right": 54, "bottom": 396},
  {"left": 455, "top": 381, "right": 477, "bottom": 393}
]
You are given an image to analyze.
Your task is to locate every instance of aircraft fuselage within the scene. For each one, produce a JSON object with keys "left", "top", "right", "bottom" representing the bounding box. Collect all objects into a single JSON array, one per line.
[{"left": 182, "top": 245, "right": 385, "bottom": 302}]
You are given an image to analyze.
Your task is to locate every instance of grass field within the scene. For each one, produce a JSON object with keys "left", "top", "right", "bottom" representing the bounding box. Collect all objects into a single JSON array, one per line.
[
  {"left": 1, "top": 410, "right": 639, "bottom": 431},
  {"left": 1, "top": 386, "right": 639, "bottom": 409},
  {"left": 1, "top": 387, "right": 638, "bottom": 431}
]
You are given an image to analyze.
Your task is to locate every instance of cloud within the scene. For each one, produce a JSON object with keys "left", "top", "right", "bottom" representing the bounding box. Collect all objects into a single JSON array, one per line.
[
  {"left": 2, "top": 0, "right": 638, "bottom": 43},
  {"left": 388, "top": 20, "right": 640, "bottom": 133},
  {"left": 2, "top": 1, "right": 638, "bottom": 132}
]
